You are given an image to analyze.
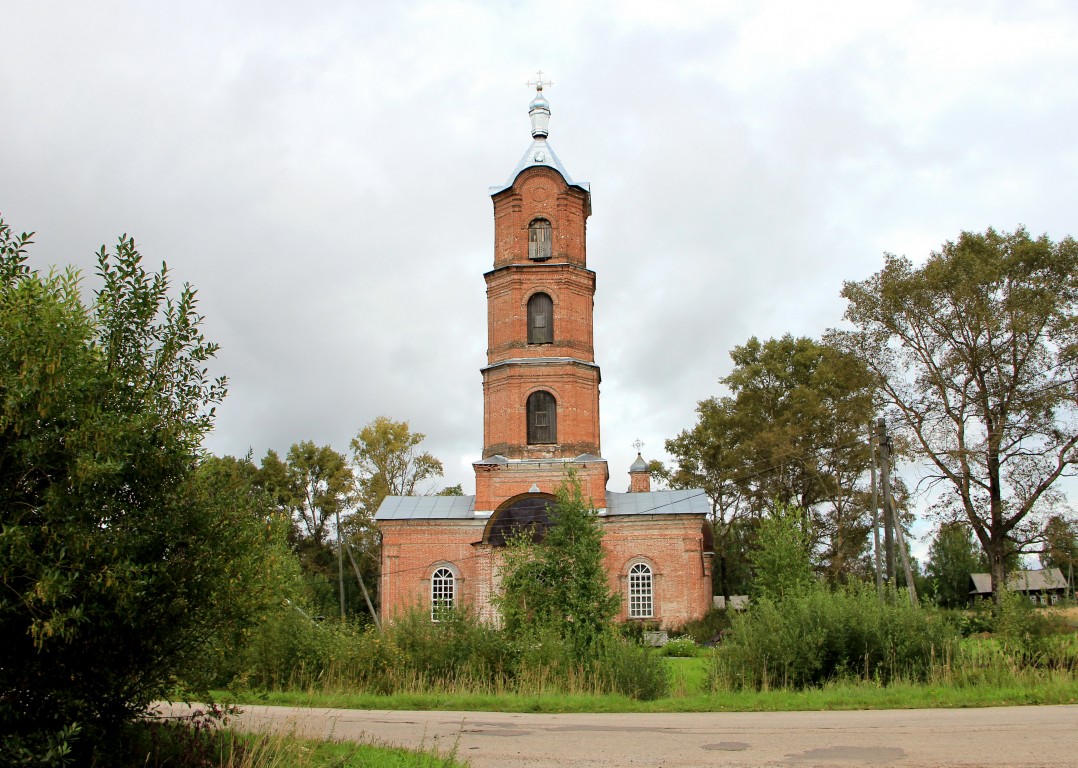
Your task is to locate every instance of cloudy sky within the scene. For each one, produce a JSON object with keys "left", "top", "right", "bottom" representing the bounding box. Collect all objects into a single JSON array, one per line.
[{"left": 3, "top": 1, "right": 1077, "bottom": 544}]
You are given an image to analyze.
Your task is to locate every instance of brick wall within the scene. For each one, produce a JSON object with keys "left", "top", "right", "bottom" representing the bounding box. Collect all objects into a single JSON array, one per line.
[
  {"left": 473, "top": 459, "right": 608, "bottom": 512},
  {"left": 601, "top": 515, "right": 713, "bottom": 627},
  {"left": 378, "top": 519, "right": 485, "bottom": 622},
  {"left": 491, "top": 167, "right": 589, "bottom": 269},
  {"left": 481, "top": 362, "right": 601, "bottom": 460},
  {"left": 379, "top": 510, "right": 712, "bottom": 630},
  {"left": 485, "top": 263, "right": 596, "bottom": 364}
]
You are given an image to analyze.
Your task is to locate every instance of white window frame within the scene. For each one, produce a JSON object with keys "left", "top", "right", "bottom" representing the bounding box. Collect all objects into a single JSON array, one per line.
[
  {"left": 431, "top": 566, "right": 456, "bottom": 621},
  {"left": 628, "top": 562, "right": 653, "bottom": 619}
]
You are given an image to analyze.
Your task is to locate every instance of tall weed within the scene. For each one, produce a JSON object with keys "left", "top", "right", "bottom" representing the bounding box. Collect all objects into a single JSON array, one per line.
[
  {"left": 218, "top": 607, "right": 668, "bottom": 700},
  {"left": 711, "top": 583, "right": 959, "bottom": 690}
]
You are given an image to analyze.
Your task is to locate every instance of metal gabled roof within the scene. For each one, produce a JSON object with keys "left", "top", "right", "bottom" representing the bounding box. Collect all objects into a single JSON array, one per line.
[
  {"left": 969, "top": 568, "right": 1068, "bottom": 594},
  {"left": 375, "top": 495, "right": 476, "bottom": 521},
  {"left": 605, "top": 489, "right": 710, "bottom": 516},
  {"left": 488, "top": 139, "right": 591, "bottom": 199},
  {"left": 488, "top": 82, "right": 589, "bottom": 204}
]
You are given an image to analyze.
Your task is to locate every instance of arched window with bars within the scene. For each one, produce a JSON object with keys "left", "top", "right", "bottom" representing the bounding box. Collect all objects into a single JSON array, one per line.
[
  {"left": 628, "top": 562, "right": 653, "bottom": 619},
  {"left": 431, "top": 566, "right": 456, "bottom": 620}
]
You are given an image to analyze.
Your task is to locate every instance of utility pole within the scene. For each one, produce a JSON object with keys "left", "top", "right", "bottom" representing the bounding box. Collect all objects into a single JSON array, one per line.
[
  {"left": 888, "top": 489, "right": 920, "bottom": 607},
  {"left": 869, "top": 423, "right": 882, "bottom": 598},
  {"left": 335, "top": 509, "right": 346, "bottom": 621},
  {"left": 877, "top": 418, "right": 918, "bottom": 607},
  {"left": 345, "top": 539, "right": 381, "bottom": 631},
  {"left": 876, "top": 418, "right": 895, "bottom": 586}
]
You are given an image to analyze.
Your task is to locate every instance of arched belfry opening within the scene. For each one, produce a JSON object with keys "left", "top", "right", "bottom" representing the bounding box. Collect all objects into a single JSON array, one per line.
[
  {"left": 527, "top": 292, "right": 553, "bottom": 344},
  {"left": 526, "top": 390, "right": 557, "bottom": 444},
  {"left": 528, "top": 218, "right": 552, "bottom": 260}
]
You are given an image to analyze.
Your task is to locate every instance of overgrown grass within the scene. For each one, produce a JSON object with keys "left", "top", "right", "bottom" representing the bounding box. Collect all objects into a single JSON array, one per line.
[
  {"left": 215, "top": 666, "right": 1078, "bottom": 713},
  {"left": 123, "top": 717, "right": 467, "bottom": 767},
  {"left": 205, "top": 587, "right": 1077, "bottom": 717},
  {"left": 213, "top": 608, "right": 669, "bottom": 701}
]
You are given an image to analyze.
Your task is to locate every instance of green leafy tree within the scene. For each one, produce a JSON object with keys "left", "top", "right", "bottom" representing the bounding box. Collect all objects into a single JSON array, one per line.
[
  {"left": 665, "top": 335, "right": 876, "bottom": 586},
  {"left": 1041, "top": 515, "right": 1077, "bottom": 596},
  {"left": 257, "top": 443, "right": 360, "bottom": 617},
  {"left": 925, "top": 522, "right": 987, "bottom": 608},
  {"left": 349, "top": 417, "right": 446, "bottom": 617},
  {"left": 258, "top": 442, "right": 355, "bottom": 548},
  {"left": 748, "top": 504, "right": 815, "bottom": 601},
  {"left": 351, "top": 416, "right": 444, "bottom": 515},
  {"left": 831, "top": 227, "right": 1078, "bottom": 599},
  {"left": 0, "top": 221, "right": 278, "bottom": 758},
  {"left": 497, "top": 476, "right": 619, "bottom": 655}
]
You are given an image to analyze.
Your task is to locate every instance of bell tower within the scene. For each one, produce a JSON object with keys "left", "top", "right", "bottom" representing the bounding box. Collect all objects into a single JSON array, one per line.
[{"left": 474, "top": 79, "right": 608, "bottom": 511}]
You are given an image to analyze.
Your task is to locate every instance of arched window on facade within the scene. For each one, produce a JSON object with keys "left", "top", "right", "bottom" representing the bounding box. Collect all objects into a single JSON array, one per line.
[
  {"left": 528, "top": 218, "right": 552, "bottom": 260},
  {"left": 527, "top": 292, "right": 553, "bottom": 344},
  {"left": 431, "top": 566, "right": 455, "bottom": 621},
  {"left": 628, "top": 562, "right": 653, "bottom": 619},
  {"left": 526, "top": 390, "right": 556, "bottom": 445}
]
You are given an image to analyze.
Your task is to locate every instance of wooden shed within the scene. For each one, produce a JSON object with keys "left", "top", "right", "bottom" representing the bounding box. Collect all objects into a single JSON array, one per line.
[{"left": 968, "top": 568, "right": 1068, "bottom": 605}]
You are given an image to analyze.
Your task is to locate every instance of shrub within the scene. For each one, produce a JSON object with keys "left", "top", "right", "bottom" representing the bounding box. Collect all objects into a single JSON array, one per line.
[
  {"left": 497, "top": 475, "right": 619, "bottom": 658},
  {"left": 749, "top": 504, "right": 814, "bottom": 601},
  {"left": 660, "top": 637, "right": 699, "bottom": 657},
  {"left": 711, "top": 582, "right": 959, "bottom": 690},
  {"left": 595, "top": 635, "right": 670, "bottom": 700},
  {"left": 675, "top": 607, "right": 730, "bottom": 645},
  {"left": 0, "top": 224, "right": 279, "bottom": 763}
]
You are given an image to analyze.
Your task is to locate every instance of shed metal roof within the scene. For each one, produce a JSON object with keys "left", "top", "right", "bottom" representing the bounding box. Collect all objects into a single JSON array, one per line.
[
  {"left": 605, "top": 489, "right": 710, "bottom": 516},
  {"left": 375, "top": 495, "right": 476, "bottom": 521},
  {"left": 968, "top": 568, "right": 1067, "bottom": 595},
  {"left": 375, "top": 488, "right": 710, "bottom": 521}
]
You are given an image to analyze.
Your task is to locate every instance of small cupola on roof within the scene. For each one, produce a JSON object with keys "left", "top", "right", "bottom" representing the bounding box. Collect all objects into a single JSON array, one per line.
[
  {"left": 529, "top": 83, "right": 551, "bottom": 139},
  {"left": 489, "top": 74, "right": 591, "bottom": 204},
  {"left": 629, "top": 451, "right": 651, "bottom": 493}
]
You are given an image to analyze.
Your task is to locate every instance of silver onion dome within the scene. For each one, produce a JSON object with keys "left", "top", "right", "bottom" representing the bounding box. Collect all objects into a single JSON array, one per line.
[{"left": 529, "top": 84, "right": 550, "bottom": 139}]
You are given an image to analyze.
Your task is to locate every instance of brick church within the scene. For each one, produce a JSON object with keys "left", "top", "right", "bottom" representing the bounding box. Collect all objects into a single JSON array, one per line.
[{"left": 375, "top": 81, "right": 713, "bottom": 629}]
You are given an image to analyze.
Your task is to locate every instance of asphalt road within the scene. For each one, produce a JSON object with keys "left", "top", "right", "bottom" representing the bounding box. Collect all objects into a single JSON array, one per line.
[{"left": 157, "top": 702, "right": 1078, "bottom": 767}]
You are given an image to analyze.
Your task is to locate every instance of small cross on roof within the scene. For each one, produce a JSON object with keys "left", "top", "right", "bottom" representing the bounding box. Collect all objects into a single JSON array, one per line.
[{"left": 526, "top": 70, "right": 553, "bottom": 92}]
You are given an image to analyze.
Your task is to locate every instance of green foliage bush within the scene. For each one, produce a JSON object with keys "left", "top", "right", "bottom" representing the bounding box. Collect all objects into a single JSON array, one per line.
[
  {"left": 226, "top": 606, "right": 670, "bottom": 700},
  {"left": 674, "top": 607, "right": 730, "bottom": 645},
  {"left": 660, "top": 637, "right": 700, "bottom": 657},
  {"left": 595, "top": 635, "right": 670, "bottom": 700},
  {"left": 0, "top": 222, "right": 282, "bottom": 763},
  {"left": 497, "top": 476, "right": 619, "bottom": 657},
  {"left": 945, "top": 589, "right": 1075, "bottom": 678},
  {"left": 711, "top": 583, "right": 959, "bottom": 690},
  {"left": 749, "top": 504, "right": 814, "bottom": 601}
]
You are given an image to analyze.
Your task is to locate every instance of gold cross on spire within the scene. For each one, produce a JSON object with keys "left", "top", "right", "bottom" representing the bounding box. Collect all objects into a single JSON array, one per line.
[{"left": 526, "top": 70, "right": 553, "bottom": 92}]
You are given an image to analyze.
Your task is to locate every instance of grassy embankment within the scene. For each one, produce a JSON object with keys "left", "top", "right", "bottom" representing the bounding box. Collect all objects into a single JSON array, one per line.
[
  {"left": 134, "top": 724, "right": 466, "bottom": 767},
  {"left": 214, "top": 645, "right": 1078, "bottom": 714},
  {"left": 205, "top": 601, "right": 1078, "bottom": 717}
]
